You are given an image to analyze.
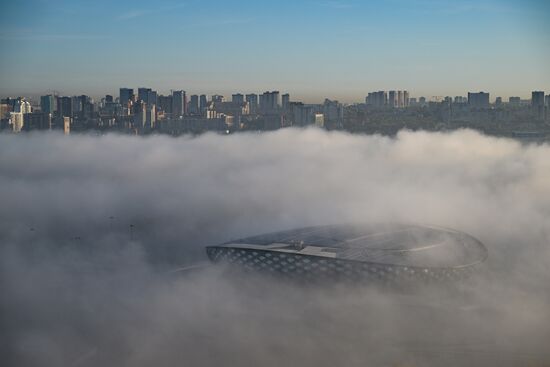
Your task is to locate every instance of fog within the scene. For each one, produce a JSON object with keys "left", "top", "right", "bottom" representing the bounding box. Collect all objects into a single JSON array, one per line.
[{"left": 1, "top": 128, "right": 549, "bottom": 366}]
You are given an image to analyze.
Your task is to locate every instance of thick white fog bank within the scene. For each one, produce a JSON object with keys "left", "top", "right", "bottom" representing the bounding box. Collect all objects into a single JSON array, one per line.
[{"left": 1, "top": 129, "right": 549, "bottom": 366}]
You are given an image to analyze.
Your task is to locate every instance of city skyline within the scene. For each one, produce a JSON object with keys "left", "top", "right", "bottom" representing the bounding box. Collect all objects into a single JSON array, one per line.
[
  {"left": 1, "top": 0, "right": 549, "bottom": 102},
  {"left": 3, "top": 85, "right": 548, "bottom": 138},
  {"left": 1, "top": 86, "right": 546, "bottom": 106}
]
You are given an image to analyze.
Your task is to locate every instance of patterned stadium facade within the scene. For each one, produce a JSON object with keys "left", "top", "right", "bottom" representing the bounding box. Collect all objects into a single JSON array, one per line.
[{"left": 206, "top": 223, "right": 488, "bottom": 283}]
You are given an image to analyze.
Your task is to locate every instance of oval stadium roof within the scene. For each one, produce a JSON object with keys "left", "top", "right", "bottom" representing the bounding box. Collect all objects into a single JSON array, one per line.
[{"left": 215, "top": 223, "right": 487, "bottom": 269}]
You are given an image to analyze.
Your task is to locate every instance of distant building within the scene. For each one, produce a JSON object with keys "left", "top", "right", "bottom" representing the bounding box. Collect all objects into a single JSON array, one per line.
[
  {"left": 403, "top": 91, "right": 410, "bottom": 107},
  {"left": 158, "top": 95, "right": 173, "bottom": 115},
  {"left": 531, "top": 91, "right": 545, "bottom": 121},
  {"left": 23, "top": 112, "right": 51, "bottom": 131},
  {"left": 508, "top": 96, "right": 521, "bottom": 106},
  {"left": 366, "top": 91, "right": 387, "bottom": 107},
  {"left": 146, "top": 104, "right": 156, "bottom": 129},
  {"left": 9, "top": 112, "right": 24, "bottom": 132},
  {"left": 13, "top": 98, "right": 32, "bottom": 114},
  {"left": 138, "top": 88, "right": 157, "bottom": 106},
  {"left": 211, "top": 95, "right": 225, "bottom": 103},
  {"left": 76, "top": 95, "right": 94, "bottom": 120},
  {"left": 419, "top": 97, "right": 426, "bottom": 106},
  {"left": 314, "top": 113, "right": 324, "bottom": 128},
  {"left": 199, "top": 95, "right": 208, "bottom": 114},
  {"left": 231, "top": 93, "right": 244, "bottom": 104},
  {"left": 63, "top": 117, "right": 71, "bottom": 134},
  {"left": 207, "top": 101, "right": 249, "bottom": 120},
  {"left": 397, "top": 91, "right": 404, "bottom": 108},
  {"left": 245, "top": 94, "right": 258, "bottom": 114},
  {"left": 172, "top": 90, "right": 187, "bottom": 117},
  {"left": 388, "top": 91, "right": 397, "bottom": 108},
  {"left": 259, "top": 91, "right": 280, "bottom": 113},
  {"left": 138, "top": 88, "right": 150, "bottom": 103},
  {"left": 57, "top": 96, "right": 72, "bottom": 117},
  {"left": 289, "top": 102, "right": 313, "bottom": 126},
  {"left": 133, "top": 100, "right": 147, "bottom": 127},
  {"left": 119, "top": 88, "right": 133, "bottom": 107},
  {"left": 282, "top": 93, "right": 290, "bottom": 111},
  {"left": 0, "top": 102, "right": 9, "bottom": 118},
  {"left": 467, "top": 92, "right": 490, "bottom": 109},
  {"left": 323, "top": 99, "right": 343, "bottom": 124},
  {"left": 189, "top": 95, "right": 200, "bottom": 115},
  {"left": 495, "top": 97, "right": 502, "bottom": 107},
  {"left": 206, "top": 224, "right": 487, "bottom": 283},
  {"left": 40, "top": 95, "right": 56, "bottom": 114}
]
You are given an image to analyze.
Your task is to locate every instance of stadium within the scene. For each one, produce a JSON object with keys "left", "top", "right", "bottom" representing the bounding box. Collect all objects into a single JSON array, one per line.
[{"left": 206, "top": 223, "right": 488, "bottom": 283}]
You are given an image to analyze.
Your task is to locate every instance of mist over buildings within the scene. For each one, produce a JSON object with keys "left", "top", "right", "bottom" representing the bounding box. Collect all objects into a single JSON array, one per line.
[{"left": 1, "top": 128, "right": 549, "bottom": 366}]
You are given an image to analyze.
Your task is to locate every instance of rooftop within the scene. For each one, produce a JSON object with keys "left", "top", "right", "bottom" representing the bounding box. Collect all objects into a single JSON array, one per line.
[{"left": 217, "top": 223, "right": 487, "bottom": 269}]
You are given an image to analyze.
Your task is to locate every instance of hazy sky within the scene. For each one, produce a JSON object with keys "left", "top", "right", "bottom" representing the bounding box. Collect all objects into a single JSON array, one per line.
[{"left": 0, "top": 0, "right": 549, "bottom": 102}]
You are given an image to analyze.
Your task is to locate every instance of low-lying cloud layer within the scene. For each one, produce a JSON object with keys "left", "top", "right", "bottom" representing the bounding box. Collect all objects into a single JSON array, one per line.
[{"left": 1, "top": 129, "right": 549, "bottom": 366}]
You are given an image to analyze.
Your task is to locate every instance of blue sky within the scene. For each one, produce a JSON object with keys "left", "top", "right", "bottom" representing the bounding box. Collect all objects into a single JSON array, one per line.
[{"left": 0, "top": 0, "right": 548, "bottom": 102}]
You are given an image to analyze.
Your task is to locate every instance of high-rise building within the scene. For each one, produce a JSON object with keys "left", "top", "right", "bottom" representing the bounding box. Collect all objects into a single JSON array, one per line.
[
  {"left": 105, "top": 95, "right": 114, "bottom": 103},
  {"left": 158, "top": 95, "right": 173, "bottom": 115},
  {"left": 259, "top": 91, "right": 280, "bottom": 113},
  {"left": 531, "top": 91, "right": 545, "bottom": 121},
  {"left": 397, "top": 91, "right": 404, "bottom": 108},
  {"left": 509, "top": 96, "right": 521, "bottom": 106},
  {"left": 282, "top": 93, "right": 290, "bottom": 111},
  {"left": 140, "top": 90, "right": 154, "bottom": 106},
  {"left": 495, "top": 97, "right": 502, "bottom": 107},
  {"left": 63, "top": 117, "right": 71, "bottom": 134},
  {"left": 9, "top": 112, "right": 24, "bottom": 132},
  {"left": 289, "top": 102, "right": 313, "bottom": 126},
  {"left": 314, "top": 113, "right": 324, "bottom": 128},
  {"left": 146, "top": 104, "right": 156, "bottom": 129},
  {"left": 57, "top": 96, "right": 72, "bottom": 117},
  {"left": 13, "top": 98, "right": 32, "bottom": 114},
  {"left": 468, "top": 92, "right": 490, "bottom": 109},
  {"left": 271, "top": 91, "right": 280, "bottom": 109},
  {"left": 323, "top": 99, "right": 343, "bottom": 123},
  {"left": 189, "top": 95, "right": 199, "bottom": 115},
  {"left": 133, "top": 100, "right": 147, "bottom": 127},
  {"left": 149, "top": 90, "right": 157, "bottom": 106},
  {"left": 403, "top": 91, "right": 409, "bottom": 107},
  {"left": 388, "top": 91, "right": 397, "bottom": 108},
  {"left": 245, "top": 94, "right": 258, "bottom": 114},
  {"left": 119, "top": 88, "right": 133, "bottom": 107},
  {"left": 232, "top": 93, "right": 244, "bottom": 104},
  {"left": 199, "top": 95, "right": 208, "bottom": 114},
  {"left": 138, "top": 88, "right": 157, "bottom": 106},
  {"left": 40, "top": 95, "right": 56, "bottom": 114},
  {"left": 74, "top": 95, "right": 94, "bottom": 120},
  {"left": 419, "top": 97, "right": 427, "bottom": 106},
  {"left": 0, "top": 102, "right": 9, "bottom": 118},
  {"left": 172, "top": 90, "right": 187, "bottom": 117},
  {"left": 366, "top": 91, "right": 387, "bottom": 107},
  {"left": 138, "top": 88, "right": 150, "bottom": 103},
  {"left": 23, "top": 112, "right": 52, "bottom": 131}
]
